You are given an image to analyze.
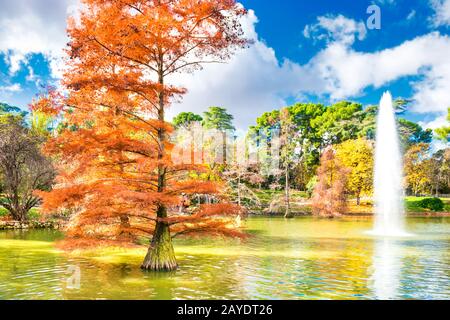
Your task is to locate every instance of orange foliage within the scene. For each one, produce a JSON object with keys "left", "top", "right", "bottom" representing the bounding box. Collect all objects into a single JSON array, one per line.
[
  {"left": 29, "top": 86, "right": 64, "bottom": 117},
  {"left": 38, "top": 0, "right": 249, "bottom": 250},
  {"left": 311, "top": 147, "right": 350, "bottom": 218}
]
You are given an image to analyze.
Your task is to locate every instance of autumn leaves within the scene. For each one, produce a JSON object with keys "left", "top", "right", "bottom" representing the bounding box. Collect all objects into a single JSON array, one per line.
[{"left": 36, "top": 0, "right": 249, "bottom": 271}]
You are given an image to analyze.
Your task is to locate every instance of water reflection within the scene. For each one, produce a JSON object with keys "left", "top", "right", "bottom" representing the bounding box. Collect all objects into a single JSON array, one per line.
[
  {"left": 0, "top": 218, "right": 448, "bottom": 300},
  {"left": 371, "top": 238, "right": 402, "bottom": 300}
]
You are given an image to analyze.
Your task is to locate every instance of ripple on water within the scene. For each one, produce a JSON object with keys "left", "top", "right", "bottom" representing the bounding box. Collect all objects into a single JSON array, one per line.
[{"left": 0, "top": 217, "right": 449, "bottom": 300}]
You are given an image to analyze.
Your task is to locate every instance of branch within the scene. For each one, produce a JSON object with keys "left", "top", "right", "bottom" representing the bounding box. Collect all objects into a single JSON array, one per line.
[
  {"left": 92, "top": 37, "right": 158, "bottom": 73},
  {"left": 164, "top": 60, "right": 225, "bottom": 76}
]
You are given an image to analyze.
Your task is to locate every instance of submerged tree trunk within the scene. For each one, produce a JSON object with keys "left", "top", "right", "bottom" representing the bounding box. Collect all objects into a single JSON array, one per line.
[
  {"left": 141, "top": 65, "right": 177, "bottom": 272},
  {"left": 141, "top": 206, "right": 177, "bottom": 271}
]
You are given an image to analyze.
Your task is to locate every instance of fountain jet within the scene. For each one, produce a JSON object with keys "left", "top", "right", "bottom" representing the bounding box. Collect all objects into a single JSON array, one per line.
[{"left": 372, "top": 92, "right": 409, "bottom": 237}]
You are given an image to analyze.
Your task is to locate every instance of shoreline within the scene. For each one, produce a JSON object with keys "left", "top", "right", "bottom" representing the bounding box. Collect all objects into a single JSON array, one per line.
[
  {"left": 1, "top": 212, "right": 449, "bottom": 231},
  {"left": 0, "top": 220, "right": 63, "bottom": 230},
  {"left": 249, "top": 211, "right": 450, "bottom": 218}
]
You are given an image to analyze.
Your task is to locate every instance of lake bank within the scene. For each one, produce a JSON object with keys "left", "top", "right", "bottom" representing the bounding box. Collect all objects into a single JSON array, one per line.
[
  {"left": 1, "top": 209, "right": 449, "bottom": 231},
  {"left": 0, "top": 220, "right": 63, "bottom": 230}
]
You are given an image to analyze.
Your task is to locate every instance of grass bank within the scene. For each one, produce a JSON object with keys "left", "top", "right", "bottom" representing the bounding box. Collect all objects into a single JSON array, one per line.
[
  {"left": 0, "top": 207, "right": 41, "bottom": 220},
  {"left": 250, "top": 190, "right": 450, "bottom": 216}
]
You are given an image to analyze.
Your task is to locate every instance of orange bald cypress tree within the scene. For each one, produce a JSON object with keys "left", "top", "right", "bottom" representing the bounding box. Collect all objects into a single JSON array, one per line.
[{"left": 38, "top": 0, "right": 249, "bottom": 271}]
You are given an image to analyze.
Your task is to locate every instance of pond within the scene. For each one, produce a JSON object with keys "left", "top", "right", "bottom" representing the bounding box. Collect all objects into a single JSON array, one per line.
[{"left": 0, "top": 217, "right": 449, "bottom": 300}]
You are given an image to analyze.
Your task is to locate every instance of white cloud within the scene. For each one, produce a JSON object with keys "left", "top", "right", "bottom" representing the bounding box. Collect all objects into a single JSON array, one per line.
[
  {"left": 0, "top": 0, "right": 79, "bottom": 76},
  {"left": 407, "top": 10, "right": 417, "bottom": 20},
  {"left": 0, "top": 84, "right": 22, "bottom": 93},
  {"left": 374, "top": 0, "right": 396, "bottom": 4},
  {"left": 411, "top": 61, "right": 450, "bottom": 114},
  {"left": 26, "top": 66, "right": 36, "bottom": 82},
  {"left": 0, "top": 3, "right": 447, "bottom": 132},
  {"left": 309, "top": 32, "right": 450, "bottom": 115},
  {"left": 172, "top": 12, "right": 450, "bottom": 129},
  {"left": 303, "top": 14, "right": 367, "bottom": 45},
  {"left": 420, "top": 114, "right": 448, "bottom": 130},
  {"left": 0, "top": 83, "right": 22, "bottom": 102},
  {"left": 4, "top": 52, "right": 27, "bottom": 75},
  {"left": 420, "top": 115, "right": 449, "bottom": 151},
  {"left": 431, "top": 0, "right": 450, "bottom": 26},
  {"left": 168, "top": 10, "right": 324, "bottom": 128}
]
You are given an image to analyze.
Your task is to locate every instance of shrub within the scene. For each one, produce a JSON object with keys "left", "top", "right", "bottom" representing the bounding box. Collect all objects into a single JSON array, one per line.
[
  {"left": 418, "top": 198, "right": 445, "bottom": 212},
  {"left": 306, "top": 176, "right": 318, "bottom": 198}
]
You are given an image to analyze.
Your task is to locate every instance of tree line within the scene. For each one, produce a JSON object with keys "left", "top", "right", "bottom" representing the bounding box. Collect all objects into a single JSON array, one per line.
[{"left": 172, "top": 102, "right": 449, "bottom": 217}]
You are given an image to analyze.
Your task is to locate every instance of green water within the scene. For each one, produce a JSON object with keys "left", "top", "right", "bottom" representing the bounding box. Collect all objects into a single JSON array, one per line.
[{"left": 0, "top": 217, "right": 449, "bottom": 300}]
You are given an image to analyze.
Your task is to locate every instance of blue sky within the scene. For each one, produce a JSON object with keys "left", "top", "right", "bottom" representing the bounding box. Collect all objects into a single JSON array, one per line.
[
  {"left": 0, "top": 0, "right": 449, "bottom": 135},
  {"left": 239, "top": 0, "right": 447, "bottom": 119}
]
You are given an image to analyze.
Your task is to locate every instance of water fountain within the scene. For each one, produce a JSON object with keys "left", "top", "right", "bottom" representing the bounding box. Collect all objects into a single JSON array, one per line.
[{"left": 372, "top": 91, "right": 410, "bottom": 237}]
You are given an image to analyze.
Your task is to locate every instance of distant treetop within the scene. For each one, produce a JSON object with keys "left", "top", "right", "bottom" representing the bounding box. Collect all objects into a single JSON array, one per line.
[
  {"left": 202, "top": 107, "right": 235, "bottom": 131},
  {"left": 172, "top": 112, "right": 203, "bottom": 129}
]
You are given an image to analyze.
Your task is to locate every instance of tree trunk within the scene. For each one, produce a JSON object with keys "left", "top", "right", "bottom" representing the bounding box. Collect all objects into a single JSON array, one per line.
[
  {"left": 118, "top": 215, "right": 132, "bottom": 240},
  {"left": 190, "top": 130, "right": 195, "bottom": 166},
  {"left": 237, "top": 174, "right": 241, "bottom": 206},
  {"left": 222, "top": 131, "right": 227, "bottom": 165},
  {"left": 284, "top": 166, "right": 294, "bottom": 219},
  {"left": 9, "top": 206, "right": 28, "bottom": 222},
  {"left": 141, "top": 206, "right": 177, "bottom": 271},
  {"left": 141, "top": 64, "right": 177, "bottom": 272},
  {"left": 9, "top": 209, "right": 20, "bottom": 221},
  {"left": 356, "top": 192, "right": 361, "bottom": 206}
]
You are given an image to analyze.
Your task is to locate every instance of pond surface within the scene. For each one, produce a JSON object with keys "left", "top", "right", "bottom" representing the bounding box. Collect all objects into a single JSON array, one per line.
[{"left": 0, "top": 217, "right": 449, "bottom": 300}]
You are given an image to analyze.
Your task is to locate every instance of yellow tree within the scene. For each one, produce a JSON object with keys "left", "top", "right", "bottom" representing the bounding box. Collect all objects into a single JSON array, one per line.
[
  {"left": 404, "top": 143, "right": 431, "bottom": 196},
  {"left": 336, "top": 138, "right": 374, "bottom": 205}
]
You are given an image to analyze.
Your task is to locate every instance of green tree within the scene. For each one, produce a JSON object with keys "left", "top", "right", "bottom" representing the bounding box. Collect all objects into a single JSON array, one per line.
[
  {"left": 0, "top": 102, "right": 26, "bottom": 124},
  {"left": 340, "top": 102, "right": 433, "bottom": 149},
  {"left": 203, "top": 107, "right": 235, "bottom": 165},
  {"left": 251, "top": 100, "right": 432, "bottom": 196},
  {"left": 173, "top": 112, "right": 203, "bottom": 129},
  {"left": 251, "top": 101, "right": 374, "bottom": 191},
  {"left": 336, "top": 138, "right": 374, "bottom": 205},
  {"left": 398, "top": 119, "right": 433, "bottom": 149},
  {"left": 202, "top": 107, "right": 235, "bottom": 131},
  {"left": 427, "top": 149, "right": 450, "bottom": 196},
  {"left": 435, "top": 108, "right": 450, "bottom": 142},
  {"left": 250, "top": 103, "right": 326, "bottom": 190},
  {"left": 394, "top": 98, "right": 413, "bottom": 113},
  {"left": 310, "top": 101, "right": 365, "bottom": 146},
  {"left": 0, "top": 119, "right": 55, "bottom": 221},
  {"left": 289, "top": 102, "right": 326, "bottom": 164},
  {"left": 172, "top": 112, "right": 203, "bottom": 167}
]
